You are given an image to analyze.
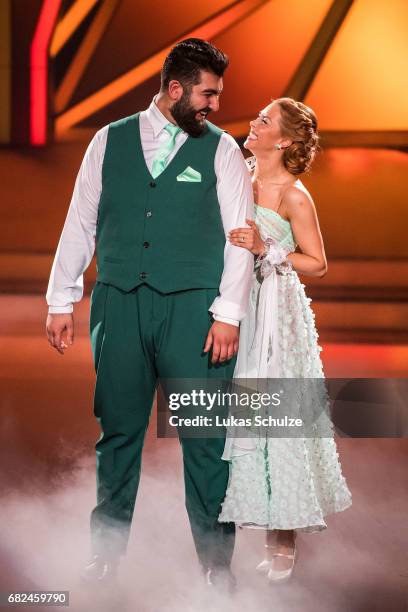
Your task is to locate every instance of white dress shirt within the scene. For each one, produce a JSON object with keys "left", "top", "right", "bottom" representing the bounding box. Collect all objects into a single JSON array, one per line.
[{"left": 46, "top": 97, "right": 254, "bottom": 326}]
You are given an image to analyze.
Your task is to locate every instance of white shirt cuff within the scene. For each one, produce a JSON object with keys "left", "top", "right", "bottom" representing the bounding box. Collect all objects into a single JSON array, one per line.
[
  {"left": 48, "top": 305, "right": 73, "bottom": 314},
  {"left": 209, "top": 297, "right": 248, "bottom": 322},
  {"left": 213, "top": 314, "right": 239, "bottom": 327}
]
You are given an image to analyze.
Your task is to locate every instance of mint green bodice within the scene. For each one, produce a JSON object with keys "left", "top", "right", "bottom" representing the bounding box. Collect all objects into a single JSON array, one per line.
[{"left": 254, "top": 204, "right": 296, "bottom": 252}]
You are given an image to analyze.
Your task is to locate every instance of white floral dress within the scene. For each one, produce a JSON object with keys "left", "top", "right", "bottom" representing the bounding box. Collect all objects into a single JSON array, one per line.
[{"left": 218, "top": 199, "right": 352, "bottom": 532}]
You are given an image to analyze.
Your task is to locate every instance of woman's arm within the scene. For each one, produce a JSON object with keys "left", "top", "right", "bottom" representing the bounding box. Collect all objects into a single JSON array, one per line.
[
  {"left": 228, "top": 184, "right": 327, "bottom": 278},
  {"left": 284, "top": 186, "right": 327, "bottom": 277}
]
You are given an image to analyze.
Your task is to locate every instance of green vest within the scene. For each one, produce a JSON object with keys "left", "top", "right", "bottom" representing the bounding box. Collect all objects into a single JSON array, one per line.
[{"left": 96, "top": 113, "right": 226, "bottom": 293}]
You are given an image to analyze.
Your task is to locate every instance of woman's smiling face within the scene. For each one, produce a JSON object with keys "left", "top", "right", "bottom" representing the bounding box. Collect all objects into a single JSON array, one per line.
[{"left": 244, "top": 101, "right": 290, "bottom": 153}]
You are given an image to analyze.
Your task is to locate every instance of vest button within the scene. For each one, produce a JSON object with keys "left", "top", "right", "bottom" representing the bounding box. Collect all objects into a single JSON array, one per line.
[
  {"left": 139, "top": 272, "right": 147, "bottom": 280},
  {"left": 146, "top": 211, "right": 152, "bottom": 217},
  {"left": 149, "top": 181, "right": 156, "bottom": 188},
  {"left": 143, "top": 241, "right": 150, "bottom": 248}
]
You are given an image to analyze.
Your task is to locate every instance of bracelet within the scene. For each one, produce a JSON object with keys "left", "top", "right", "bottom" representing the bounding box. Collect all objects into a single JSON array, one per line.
[
  {"left": 257, "top": 238, "right": 293, "bottom": 278},
  {"left": 256, "top": 238, "right": 274, "bottom": 265}
]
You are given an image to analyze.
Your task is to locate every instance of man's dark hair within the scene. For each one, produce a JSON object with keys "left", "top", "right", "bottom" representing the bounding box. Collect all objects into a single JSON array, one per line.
[{"left": 161, "top": 38, "right": 229, "bottom": 91}]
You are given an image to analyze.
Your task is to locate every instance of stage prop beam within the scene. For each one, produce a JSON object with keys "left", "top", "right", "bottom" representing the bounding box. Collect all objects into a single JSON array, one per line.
[
  {"left": 50, "top": 0, "right": 99, "bottom": 57},
  {"left": 54, "top": 0, "right": 119, "bottom": 114},
  {"left": 284, "top": 0, "right": 354, "bottom": 101}
]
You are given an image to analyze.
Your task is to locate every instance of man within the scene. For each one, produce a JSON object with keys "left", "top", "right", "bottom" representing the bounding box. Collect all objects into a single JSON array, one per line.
[{"left": 46, "top": 38, "right": 253, "bottom": 589}]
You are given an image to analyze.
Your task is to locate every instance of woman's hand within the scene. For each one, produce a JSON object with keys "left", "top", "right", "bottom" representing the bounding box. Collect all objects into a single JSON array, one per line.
[{"left": 228, "top": 219, "right": 265, "bottom": 255}]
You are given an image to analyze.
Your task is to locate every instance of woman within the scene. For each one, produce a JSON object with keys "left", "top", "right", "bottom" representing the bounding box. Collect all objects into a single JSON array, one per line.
[{"left": 218, "top": 97, "right": 352, "bottom": 582}]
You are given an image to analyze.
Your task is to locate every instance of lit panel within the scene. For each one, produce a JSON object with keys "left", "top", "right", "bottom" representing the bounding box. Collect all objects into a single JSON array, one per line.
[
  {"left": 30, "top": 0, "right": 62, "bottom": 145},
  {"left": 305, "top": 0, "right": 408, "bottom": 130},
  {"left": 213, "top": 0, "right": 332, "bottom": 123}
]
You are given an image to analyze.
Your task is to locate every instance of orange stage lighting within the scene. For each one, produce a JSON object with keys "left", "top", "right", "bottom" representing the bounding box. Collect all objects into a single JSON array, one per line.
[
  {"left": 50, "top": 0, "right": 98, "bottom": 57},
  {"left": 55, "top": 0, "right": 119, "bottom": 114}
]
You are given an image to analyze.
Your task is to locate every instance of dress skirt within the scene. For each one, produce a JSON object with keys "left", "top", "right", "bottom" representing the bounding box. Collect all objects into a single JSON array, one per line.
[{"left": 218, "top": 269, "right": 352, "bottom": 532}]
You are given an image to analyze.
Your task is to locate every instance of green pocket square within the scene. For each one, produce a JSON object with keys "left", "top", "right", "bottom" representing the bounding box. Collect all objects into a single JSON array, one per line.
[{"left": 176, "top": 166, "right": 202, "bottom": 182}]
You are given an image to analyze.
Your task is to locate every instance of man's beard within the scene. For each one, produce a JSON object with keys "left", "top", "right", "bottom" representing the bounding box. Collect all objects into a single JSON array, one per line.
[{"left": 170, "top": 92, "right": 211, "bottom": 138}]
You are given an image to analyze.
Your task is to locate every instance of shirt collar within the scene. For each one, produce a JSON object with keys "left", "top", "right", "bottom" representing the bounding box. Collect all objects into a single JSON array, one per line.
[{"left": 146, "top": 95, "right": 175, "bottom": 138}]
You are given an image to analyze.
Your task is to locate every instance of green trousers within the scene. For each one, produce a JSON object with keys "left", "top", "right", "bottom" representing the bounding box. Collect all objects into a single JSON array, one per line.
[{"left": 89, "top": 282, "right": 236, "bottom": 569}]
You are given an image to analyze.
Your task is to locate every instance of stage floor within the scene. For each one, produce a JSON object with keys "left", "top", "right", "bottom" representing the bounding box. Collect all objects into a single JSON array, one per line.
[{"left": 0, "top": 296, "right": 407, "bottom": 611}]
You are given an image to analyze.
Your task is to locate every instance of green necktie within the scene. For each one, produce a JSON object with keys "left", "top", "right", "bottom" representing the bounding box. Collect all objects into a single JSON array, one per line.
[{"left": 151, "top": 123, "right": 182, "bottom": 179}]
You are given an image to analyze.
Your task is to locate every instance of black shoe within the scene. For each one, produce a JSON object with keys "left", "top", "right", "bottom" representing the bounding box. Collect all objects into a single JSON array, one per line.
[
  {"left": 80, "top": 554, "right": 119, "bottom": 585},
  {"left": 204, "top": 567, "right": 237, "bottom": 594}
]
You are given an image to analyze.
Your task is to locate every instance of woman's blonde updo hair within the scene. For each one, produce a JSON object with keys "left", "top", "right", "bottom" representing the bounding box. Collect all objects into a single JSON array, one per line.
[{"left": 274, "top": 97, "right": 319, "bottom": 175}]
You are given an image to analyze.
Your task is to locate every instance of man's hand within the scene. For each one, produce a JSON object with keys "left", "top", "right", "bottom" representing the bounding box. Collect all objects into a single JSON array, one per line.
[
  {"left": 203, "top": 321, "right": 239, "bottom": 364},
  {"left": 46, "top": 313, "right": 74, "bottom": 355}
]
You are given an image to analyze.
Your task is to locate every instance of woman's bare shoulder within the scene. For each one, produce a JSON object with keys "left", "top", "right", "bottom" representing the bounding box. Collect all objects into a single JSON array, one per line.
[{"left": 284, "top": 180, "right": 315, "bottom": 213}]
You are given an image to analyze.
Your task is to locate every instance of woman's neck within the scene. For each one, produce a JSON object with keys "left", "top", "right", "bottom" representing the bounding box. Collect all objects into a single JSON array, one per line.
[{"left": 252, "top": 153, "right": 292, "bottom": 184}]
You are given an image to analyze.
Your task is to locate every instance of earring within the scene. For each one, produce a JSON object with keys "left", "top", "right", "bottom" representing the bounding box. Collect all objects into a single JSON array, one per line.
[{"left": 274, "top": 143, "right": 282, "bottom": 150}]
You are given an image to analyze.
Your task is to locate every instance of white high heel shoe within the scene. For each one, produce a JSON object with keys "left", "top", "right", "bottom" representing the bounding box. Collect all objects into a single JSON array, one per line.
[
  {"left": 256, "top": 534, "right": 297, "bottom": 582},
  {"left": 255, "top": 544, "right": 278, "bottom": 574},
  {"left": 267, "top": 542, "right": 297, "bottom": 583}
]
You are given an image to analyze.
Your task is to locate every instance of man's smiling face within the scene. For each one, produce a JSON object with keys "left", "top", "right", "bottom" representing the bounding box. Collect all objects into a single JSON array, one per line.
[{"left": 170, "top": 70, "right": 223, "bottom": 137}]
